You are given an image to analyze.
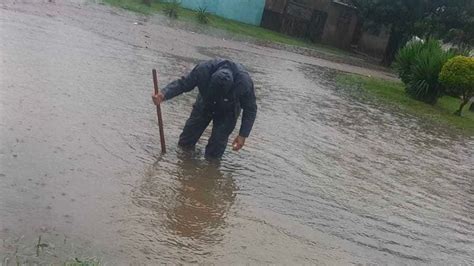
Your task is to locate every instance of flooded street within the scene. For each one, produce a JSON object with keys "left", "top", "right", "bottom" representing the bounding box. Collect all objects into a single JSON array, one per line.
[{"left": 1, "top": 0, "right": 473, "bottom": 264}]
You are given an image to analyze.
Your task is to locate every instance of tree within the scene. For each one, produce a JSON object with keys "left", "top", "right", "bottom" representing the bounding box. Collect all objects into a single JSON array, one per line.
[
  {"left": 418, "top": 0, "right": 474, "bottom": 48},
  {"left": 395, "top": 39, "right": 455, "bottom": 104},
  {"left": 353, "top": 0, "right": 474, "bottom": 66},
  {"left": 353, "top": 0, "right": 427, "bottom": 66},
  {"left": 439, "top": 56, "right": 474, "bottom": 116}
]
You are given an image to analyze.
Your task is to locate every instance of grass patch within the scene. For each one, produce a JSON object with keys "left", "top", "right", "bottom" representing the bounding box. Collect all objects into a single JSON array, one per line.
[
  {"left": 336, "top": 73, "right": 474, "bottom": 135},
  {"left": 64, "top": 258, "right": 101, "bottom": 266},
  {"left": 196, "top": 6, "right": 210, "bottom": 24},
  {"left": 103, "top": 0, "right": 154, "bottom": 14},
  {"left": 101, "top": 0, "right": 349, "bottom": 57},
  {"left": 162, "top": 0, "right": 180, "bottom": 18}
]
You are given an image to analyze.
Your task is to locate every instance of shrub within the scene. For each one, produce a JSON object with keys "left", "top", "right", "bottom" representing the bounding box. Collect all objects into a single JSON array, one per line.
[
  {"left": 439, "top": 56, "right": 474, "bottom": 116},
  {"left": 394, "top": 40, "right": 425, "bottom": 84},
  {"left": 196, "top": 7, "right": 210, "bottom": 24},
  {"left": 163, "top": 0, "right": 180, "bottom": 18},
  {"left": 395, "top": 39, "right": 456, "bottom": 104},
  {"left": 142, "top": 0, "right": 151, "bottom": 6},
  {"left": 407, "top": 40, "right": 456, "bottom": 104}
]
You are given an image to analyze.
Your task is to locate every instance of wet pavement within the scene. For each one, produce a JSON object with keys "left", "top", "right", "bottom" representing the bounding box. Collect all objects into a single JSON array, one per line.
[{"left": 1, "top": 0, "right": 473, "bottom": 264}]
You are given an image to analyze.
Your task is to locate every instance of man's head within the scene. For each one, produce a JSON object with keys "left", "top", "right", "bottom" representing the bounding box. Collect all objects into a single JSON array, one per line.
[{"left": 209, "top": 67, "right": 234, "bottom": 97}]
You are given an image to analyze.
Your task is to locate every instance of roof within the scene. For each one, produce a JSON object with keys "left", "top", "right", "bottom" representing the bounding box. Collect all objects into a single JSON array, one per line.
[{"left": 332, "top": 0, "right": 357, "bottom": 9}]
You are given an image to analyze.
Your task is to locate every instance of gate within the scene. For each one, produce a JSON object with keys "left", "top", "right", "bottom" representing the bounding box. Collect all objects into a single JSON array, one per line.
[{"left": 308, "top": 10, "right": 328, "bottom": 42}]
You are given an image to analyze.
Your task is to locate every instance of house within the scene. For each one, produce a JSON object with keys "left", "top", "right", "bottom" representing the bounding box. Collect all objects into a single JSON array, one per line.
[
  {"left": 352, "top": 22, "right": 391, "bottom": 58},
  {"left": 261, "top": 0, "right": 391, "bottom": 57},
  {"left": 261, "top": 0, "right": 359, "bottom": 49},
  {"left": 178, "top": 0, "right": 266, "bottom": 26}
]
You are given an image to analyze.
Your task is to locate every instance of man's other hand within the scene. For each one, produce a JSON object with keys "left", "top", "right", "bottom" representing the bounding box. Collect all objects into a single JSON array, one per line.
[
  {"left": 152, "top": 92, "right": 165, "bottom": 106},
  {"left": 232, "top": 136, "right": 246, "bottom": 151}
]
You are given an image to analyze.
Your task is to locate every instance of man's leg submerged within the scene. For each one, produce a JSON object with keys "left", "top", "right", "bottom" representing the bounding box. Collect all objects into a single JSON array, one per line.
[
  {"left": 178, "top": 107, "right": 212, "bottom": 149},
  {"left": 205, "top": 117, "right": 237, "bottom": 159}
]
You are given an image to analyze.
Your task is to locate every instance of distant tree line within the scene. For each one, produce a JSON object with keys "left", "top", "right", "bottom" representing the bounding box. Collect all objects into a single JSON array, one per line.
[{"left": 353, "top": 0, "right": 474, "bottom": 65}]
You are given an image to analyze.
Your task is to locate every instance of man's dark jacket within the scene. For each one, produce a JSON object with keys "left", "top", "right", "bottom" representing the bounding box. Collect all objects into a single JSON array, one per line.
[{"left": 161, "top": 59, "right": 257, "bottom": 138}]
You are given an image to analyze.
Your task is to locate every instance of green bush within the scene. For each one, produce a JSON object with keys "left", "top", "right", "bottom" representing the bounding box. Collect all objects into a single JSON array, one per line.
[
  {"left": 407, "top": 40, "right": 456, "bottom": 104},
  {"left": 439, "top": 56, "right": 474, "bottom": 115},
  {"left": 395, "top": 39, "right": 456, "bottom": 104},
  {"left": 163, "top": 0, "right": 180, "bottom": 18},
  {"left": 196, "top": 7, "right": 210, "bottom": 24},
  {"left": 394, "top": 40, "right": 425, "bottom": 84}
]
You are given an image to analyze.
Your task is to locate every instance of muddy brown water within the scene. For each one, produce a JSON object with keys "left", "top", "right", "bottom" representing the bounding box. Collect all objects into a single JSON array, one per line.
[{"left": 1, "top": 1, "right": 473, "bottom": 264}]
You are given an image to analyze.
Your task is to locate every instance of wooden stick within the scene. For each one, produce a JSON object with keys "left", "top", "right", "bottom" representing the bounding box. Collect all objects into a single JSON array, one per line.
[{"left": 152, "top": 69, "right": 166, "bottom": 154}]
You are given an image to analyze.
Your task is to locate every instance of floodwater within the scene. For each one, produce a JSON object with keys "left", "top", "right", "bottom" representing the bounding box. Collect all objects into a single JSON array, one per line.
[{"left": 1, "top": 1, "right": 473, "bottom": 264}]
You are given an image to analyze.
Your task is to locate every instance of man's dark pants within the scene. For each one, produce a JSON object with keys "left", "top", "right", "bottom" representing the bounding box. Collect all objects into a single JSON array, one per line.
[{"left": 178, "top": 105, "right": 237, "bottom": 158}]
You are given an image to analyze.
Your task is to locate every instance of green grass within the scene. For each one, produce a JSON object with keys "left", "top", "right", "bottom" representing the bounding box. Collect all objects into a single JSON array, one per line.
[
  {"left": 101, "top": 0, "right": 349, "bottom": 57},
  {"left": 103, "top": 0, "right": 154, "bottom": 14},
  {"left": 336, "top": 73, "right": 474, "bottom": 135},
  {"left": 64, "top": 258, "right": 101, "bottom": 266}
]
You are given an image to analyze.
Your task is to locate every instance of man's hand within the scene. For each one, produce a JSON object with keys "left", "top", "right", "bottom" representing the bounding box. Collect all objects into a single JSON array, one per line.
[
  {"left": 232, "top": 136, "right": 246, "bottom": 151},
  {"left": 152, "top": 92, "right": 165, "bottom": 106}
]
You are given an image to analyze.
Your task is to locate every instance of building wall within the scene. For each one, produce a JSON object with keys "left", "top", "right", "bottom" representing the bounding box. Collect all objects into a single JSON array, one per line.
[
  {"left": 261, "top": 0, "right": 360, "bottom": 49},
  {"left": 357, "top": 26, "right": 390, "bottom": 57},
  {"left": 320, "top": 2, "right": 358, "bottom": 48},
  {"left": 262, "top": 0, "right": 330, "bottom": 17},
  {"left": 293, "top": 0, "right": 331, "bottom": 11},
  {"left": 178, "top": 0, "right": 266, "bottom": 25},
  {"left": 261, "top": 9, "right": 284, "bottom": 31},
  {"left": 264, "top": 0, "right": 288, "bottom": 13}
]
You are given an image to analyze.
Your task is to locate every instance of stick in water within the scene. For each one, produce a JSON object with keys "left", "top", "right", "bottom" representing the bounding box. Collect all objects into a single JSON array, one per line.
[{"left": 152, "top": 69, "right": 166, "bottom": 154}]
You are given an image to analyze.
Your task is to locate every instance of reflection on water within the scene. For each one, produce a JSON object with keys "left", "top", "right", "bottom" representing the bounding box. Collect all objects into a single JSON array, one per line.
[
  {"left": 131, "top": 150, "right": 236, "bottom": 261},
  {"left": 164, "top": 152, "right": 236, "bottom": 241}
]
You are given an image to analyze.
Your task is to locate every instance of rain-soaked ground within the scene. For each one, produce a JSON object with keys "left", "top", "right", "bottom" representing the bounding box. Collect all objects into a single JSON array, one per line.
[{"left": 1, "top": 0, "right": 473, "bottom": 264}]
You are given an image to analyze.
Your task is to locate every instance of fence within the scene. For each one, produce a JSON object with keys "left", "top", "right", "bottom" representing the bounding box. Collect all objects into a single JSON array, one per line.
[{"left": 176, "top": 0, "right": 265, "bottom": 25}]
